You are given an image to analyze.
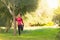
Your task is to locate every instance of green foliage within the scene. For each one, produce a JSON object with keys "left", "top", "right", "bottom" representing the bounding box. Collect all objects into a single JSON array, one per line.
[
  {"left": 53, "top": 7, "right": 60, "bottom": 25},
  {"left": 0, "top": 4, "right": 12, "bottom": 27},
  {"left": 0, "top": 0, "right": 38, "bottom": 15},
  {"left": 24, "top": 11, "right": 53, "bottom": 26},
  {"left": 44, "top": 21, "right": 54, "bottom": 26},
  {"left": 54, "top": 7, "right": 60, "bottom": 15},
  {"left": 0, "top": 0, "right": 38, "bottom": 27},
  {"left": 14, "top": 0, "right": 38, "bottom": 15}
]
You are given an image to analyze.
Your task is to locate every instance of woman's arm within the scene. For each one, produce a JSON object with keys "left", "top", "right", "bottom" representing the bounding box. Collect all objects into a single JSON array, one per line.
[{"left": 21, "top": 18, "right": 24, "bottom": 25}]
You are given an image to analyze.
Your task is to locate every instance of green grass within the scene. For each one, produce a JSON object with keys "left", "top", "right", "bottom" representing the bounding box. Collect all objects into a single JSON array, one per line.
[{"left": 0, "top": 28, "right": 60, "bottom": 40}]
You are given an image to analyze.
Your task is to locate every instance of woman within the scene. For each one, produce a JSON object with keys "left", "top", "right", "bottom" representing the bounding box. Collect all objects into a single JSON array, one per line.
[{"left": 16, "top": 13, "right": 24, "bottom": 35}]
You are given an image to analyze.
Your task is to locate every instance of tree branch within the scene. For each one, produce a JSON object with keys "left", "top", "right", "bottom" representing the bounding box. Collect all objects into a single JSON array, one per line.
[{"left": 1, "top": 0, "right": 14, "bottom": 16}]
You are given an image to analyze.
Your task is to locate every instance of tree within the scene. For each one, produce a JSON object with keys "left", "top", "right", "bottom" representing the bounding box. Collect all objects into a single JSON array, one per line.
[
  {"left": 0, "top": 1, "right": 12, "bottom": 32},
  {"left": 53, "top": 7, "right": 60, "bottom": 26},
  {"left": 0, "top": 0, "right": 17, "bottom": 35},
  {"left": 0, "top": 0, "right": 38, "bottom": 35}
]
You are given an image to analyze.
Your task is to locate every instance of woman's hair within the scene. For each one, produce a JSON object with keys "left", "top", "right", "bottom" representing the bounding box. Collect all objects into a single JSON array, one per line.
[{"left": 18, "top": 12, "right": 22, "bottom": 16}]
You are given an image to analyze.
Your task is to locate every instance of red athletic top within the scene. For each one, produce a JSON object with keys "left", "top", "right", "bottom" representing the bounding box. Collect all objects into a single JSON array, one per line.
[{"left": 16, "top": 17, "right": 24, "bottom": 25}]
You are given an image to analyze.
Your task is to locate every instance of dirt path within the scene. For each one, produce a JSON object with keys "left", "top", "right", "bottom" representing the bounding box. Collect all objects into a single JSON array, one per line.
[
  {"left": 24, "top": 24, "right": 59, "bottom": 30},
  {"left": 0, "top": 24, "right": 59, "bottom": 30}
]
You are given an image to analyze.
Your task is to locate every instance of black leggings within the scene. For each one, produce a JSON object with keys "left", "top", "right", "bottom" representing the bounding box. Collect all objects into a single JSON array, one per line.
[{"left": 18, "top": 25, "right": 23, "bottom": 35}]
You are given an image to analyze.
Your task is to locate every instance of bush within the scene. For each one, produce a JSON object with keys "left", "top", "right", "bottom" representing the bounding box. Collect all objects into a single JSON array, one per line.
[
  {"left": 44, "top": 21, "right": 54, "bottom": 26},
  {"left": 29, "top": 23, "right": 46, "bottom": 26}
]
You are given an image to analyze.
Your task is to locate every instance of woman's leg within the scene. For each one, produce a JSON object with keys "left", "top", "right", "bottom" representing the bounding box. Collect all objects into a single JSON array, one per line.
[
  {"left": 18, "top": 25, "right": 21, "bottom": 35},
  {"left": 21, "top": 25, "right": 24, "bottom": 31}
]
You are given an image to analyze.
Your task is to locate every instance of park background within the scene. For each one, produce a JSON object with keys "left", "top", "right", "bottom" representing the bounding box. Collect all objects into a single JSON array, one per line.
[{"left": 0, "top": 0, "right": 60, "bottom": 40}]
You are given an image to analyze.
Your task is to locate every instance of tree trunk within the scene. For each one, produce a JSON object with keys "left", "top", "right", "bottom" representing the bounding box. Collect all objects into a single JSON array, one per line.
[
  {"left": 5, "top": 19, "right": 12, "bottom": 32},
  {"left": 13, "top": 14, "right": 16, "bottom": 35}
]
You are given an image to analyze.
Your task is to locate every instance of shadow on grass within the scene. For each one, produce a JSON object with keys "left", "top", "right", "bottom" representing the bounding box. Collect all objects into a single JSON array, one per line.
[
  {"left": 55, "top": 28, "right": 60, "bottom": 40},
  {"left": 0, "top": 28, "right": 31, "bottom": 36}
]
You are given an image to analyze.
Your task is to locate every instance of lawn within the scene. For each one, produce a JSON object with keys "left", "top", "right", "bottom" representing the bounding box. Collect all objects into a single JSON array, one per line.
[{"left": 0, "top": 28, "right": 60, "bottom": 40}]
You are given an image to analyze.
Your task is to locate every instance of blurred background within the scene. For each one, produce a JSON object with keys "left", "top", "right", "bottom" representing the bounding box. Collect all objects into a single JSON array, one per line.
[{"left": 0, "top": 0, "right": 60, "bottom": 28}]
